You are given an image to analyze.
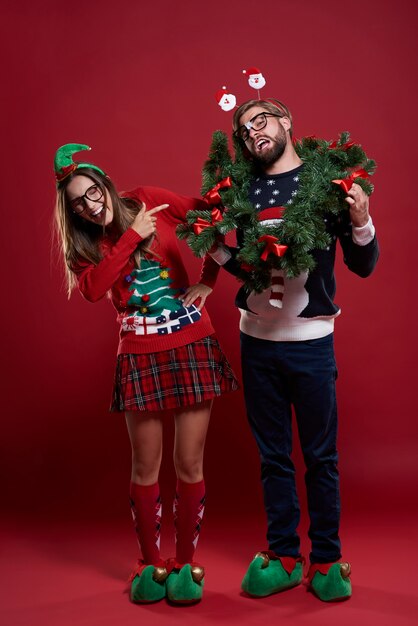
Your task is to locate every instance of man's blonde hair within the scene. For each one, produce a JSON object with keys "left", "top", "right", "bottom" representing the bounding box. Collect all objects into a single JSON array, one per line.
[{"left": 232, "top": 98, "right": 293, "bottom": 138}]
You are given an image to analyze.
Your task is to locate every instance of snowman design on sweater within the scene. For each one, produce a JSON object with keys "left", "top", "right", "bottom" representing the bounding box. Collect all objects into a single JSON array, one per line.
[{"left": 245, "top": 166, "right": 311, "bottom": 318}]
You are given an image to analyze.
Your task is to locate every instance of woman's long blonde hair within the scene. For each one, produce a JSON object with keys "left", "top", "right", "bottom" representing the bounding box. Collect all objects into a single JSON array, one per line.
[{"left": 55, "top": 168, "right": 142, "bottom": 297}]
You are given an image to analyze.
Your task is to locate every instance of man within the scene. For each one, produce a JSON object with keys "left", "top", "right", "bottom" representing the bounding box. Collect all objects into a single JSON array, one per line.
[{"left": 208, "top": 99, "right": 379, "bottom": 601}]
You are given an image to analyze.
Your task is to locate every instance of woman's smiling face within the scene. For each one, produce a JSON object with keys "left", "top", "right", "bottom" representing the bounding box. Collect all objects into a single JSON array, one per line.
[{"left": 66, "top": 174, "right": 114, "bottom": 226}]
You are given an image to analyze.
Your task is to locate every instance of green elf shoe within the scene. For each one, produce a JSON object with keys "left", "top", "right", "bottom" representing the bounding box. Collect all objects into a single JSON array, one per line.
[
  {"left": 166, "top": 560, "right": 205, "bottom": 604},
  {"left": 241, "top": 551, "right": 304, "bottom": 597},
  {"left": 129, "top": 559, "right": 167, "bottom": 603},
  {"left": 308, "top": 562, "right": 352, "bottom": 602}
]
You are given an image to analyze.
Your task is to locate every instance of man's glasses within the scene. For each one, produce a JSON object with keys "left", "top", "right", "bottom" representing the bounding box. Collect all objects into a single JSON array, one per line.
[
  {"left": 70, "top": 184, "right": 104, "bottom": 214},
  {"left": 234, "top": 112, "right": 281, "bottom": 142}
]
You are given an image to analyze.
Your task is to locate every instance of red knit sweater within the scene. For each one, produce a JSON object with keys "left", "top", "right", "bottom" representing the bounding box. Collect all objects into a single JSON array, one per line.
[{"left": 72, "top": 186, "right": 219, "bottom": 354}]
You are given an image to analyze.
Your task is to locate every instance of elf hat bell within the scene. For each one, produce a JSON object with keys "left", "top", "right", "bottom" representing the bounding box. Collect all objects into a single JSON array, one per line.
[{"left": 54, "top": 143, "right": 105, "bottom": 184}]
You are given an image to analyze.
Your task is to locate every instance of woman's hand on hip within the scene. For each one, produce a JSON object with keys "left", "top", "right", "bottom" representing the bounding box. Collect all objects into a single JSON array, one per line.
[{"left": 180, "top": 283, "right": 213, "bottom": 310}]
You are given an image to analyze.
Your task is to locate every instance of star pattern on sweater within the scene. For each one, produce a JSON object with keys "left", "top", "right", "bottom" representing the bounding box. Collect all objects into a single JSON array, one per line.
[{"left": 249, "top": 167, "right": 301, "bottom": 212}]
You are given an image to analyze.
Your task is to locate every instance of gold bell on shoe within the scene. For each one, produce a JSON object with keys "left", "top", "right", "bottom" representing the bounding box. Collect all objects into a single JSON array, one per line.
[{"left": 191, "top": 565, "right": 205, "bottom": 583}]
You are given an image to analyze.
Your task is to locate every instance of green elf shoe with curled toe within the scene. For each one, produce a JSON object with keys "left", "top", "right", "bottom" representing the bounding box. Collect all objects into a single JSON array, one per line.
[
  {"left": 241, "top": 551, "right": 304, "bottom": 597},
  {"left": 166, "top": 560, "right": 205, "bottom": 604},
  {"left": 129, "top": 559, "right": 167, "bottom": 603},
  {"left": 308, "top": 562, "right": 352, "bottom": 602}
]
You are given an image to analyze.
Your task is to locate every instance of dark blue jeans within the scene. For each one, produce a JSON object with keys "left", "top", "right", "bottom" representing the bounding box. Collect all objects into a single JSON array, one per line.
[{"left": 240, "top": 331, "right": 341, "bottom": 564}]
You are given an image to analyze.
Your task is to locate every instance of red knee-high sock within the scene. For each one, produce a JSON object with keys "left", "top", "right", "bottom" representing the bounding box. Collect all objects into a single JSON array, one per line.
[
  {"left": 173, "top": 478, "right": 206, "bottom": 564},
  {"left": 129, "top": 481, "right": 161, "bottom": 565}
]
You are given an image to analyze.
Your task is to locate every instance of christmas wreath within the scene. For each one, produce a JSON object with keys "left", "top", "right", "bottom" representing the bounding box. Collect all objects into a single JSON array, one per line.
[{"left": 177, "top": 130, "right": 376, "bottom": 293}]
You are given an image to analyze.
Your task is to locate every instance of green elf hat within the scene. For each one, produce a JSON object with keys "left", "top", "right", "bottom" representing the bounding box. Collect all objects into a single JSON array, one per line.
[{"left": 54, "top": 143, "right": 105, "bottom": 184}]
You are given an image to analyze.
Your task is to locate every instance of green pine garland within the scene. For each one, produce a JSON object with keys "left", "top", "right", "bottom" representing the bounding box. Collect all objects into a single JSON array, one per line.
[{"left": 177, "top": 131, "right": 376, "bottom": 293}]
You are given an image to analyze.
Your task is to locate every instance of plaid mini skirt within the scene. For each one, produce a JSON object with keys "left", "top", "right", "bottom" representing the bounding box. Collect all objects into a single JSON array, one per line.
[{"left": 110, "top": 335, "right": 238, "bottom": 412}]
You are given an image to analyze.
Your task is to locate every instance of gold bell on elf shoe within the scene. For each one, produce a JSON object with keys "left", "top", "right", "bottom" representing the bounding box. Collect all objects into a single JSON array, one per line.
[
  {"left": 153, "top": 565, "right": 169, "bottom": 583},
  {"left": 191, "top": 565, "right": 205, "bottom": 583}
]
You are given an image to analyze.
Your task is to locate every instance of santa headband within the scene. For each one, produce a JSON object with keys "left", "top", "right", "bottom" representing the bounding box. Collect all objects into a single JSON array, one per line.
[
  {"left": 54, "top": 143, "right": 105, "bottom": 184},
  {"left": 214, "top": 66, "right": 268, "bottom": 112}
]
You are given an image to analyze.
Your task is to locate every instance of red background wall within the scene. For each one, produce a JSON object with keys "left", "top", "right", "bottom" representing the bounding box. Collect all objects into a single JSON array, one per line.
[{"left": 1, "top": 0, "right": 417, "bottom": 530}]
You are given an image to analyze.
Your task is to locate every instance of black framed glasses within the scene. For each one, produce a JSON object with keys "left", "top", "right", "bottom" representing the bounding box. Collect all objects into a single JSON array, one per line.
[
  {"left": 234, "top": 112, "right": 281, "bottom": 142},
  {"left": 70, "top": 184, "right": 104, "bottom": 214}
]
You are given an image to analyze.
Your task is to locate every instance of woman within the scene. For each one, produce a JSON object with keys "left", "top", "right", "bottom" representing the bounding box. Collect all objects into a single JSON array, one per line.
[{"left": 54, "top": 143, "right": 238, "bottom": 605}]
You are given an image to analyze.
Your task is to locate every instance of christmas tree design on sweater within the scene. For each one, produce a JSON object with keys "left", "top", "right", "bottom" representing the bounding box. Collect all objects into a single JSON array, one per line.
[
  {"left": 127, "top": 258, "right": 181, "bottom": 316},
  {"left": 121, "top": 258, "right": 201, "bottom": 336}
]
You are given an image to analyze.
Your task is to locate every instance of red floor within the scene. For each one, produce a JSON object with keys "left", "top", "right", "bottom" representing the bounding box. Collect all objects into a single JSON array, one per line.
[{"left": 2, "top": 513, "right": 417, "bottom": 626}]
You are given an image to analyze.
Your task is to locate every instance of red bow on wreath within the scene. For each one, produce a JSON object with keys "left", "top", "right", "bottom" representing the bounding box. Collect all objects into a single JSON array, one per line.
[
  {"left": 193, "top": 208, "right": 223, "bottom": 235},
  {"left": 258, "top": 235, "right": 288, "bottom": 261},
  {"left": 203, "top": 177, "right": 232, "bottom": 205},
  {"left": 328, "top": 140, "right": 355, "bottom": 150},
  {"left": 332, "top": 168, "right": 369, "bottom": 193}
]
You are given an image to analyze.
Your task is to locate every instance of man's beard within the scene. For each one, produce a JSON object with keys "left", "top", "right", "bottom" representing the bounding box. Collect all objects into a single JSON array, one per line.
[{"left": 252, "top": 132, "right": 287, "bottom": 167}]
